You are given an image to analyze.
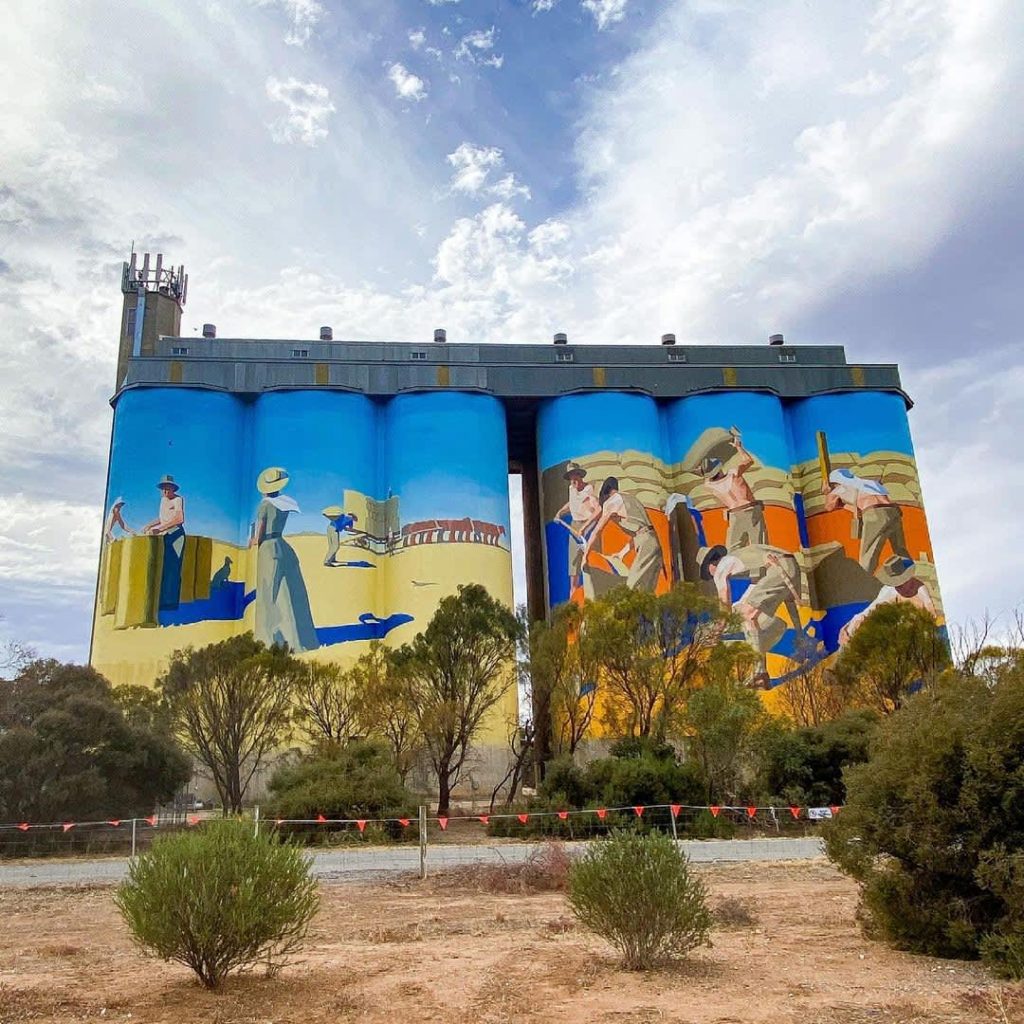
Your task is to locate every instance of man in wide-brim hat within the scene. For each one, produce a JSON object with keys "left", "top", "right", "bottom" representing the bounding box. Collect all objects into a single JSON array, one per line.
[
  {"left": 142, "top": 475, "right": 186, "bottom": 610},
  {"left": 321, "top": 504, "right": 359, "bottom": 566},
  {"left": 554, "top": 460, "right": 601, "bottom": 592},
  {"left": 698, "top": 431, "right": 766, "bottom": 551},
  {"left": 838, "top": 554, "right": 938, "bottom": 646}
]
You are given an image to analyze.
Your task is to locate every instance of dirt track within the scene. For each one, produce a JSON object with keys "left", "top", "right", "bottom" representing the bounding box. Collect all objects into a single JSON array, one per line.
[{"left": 0, "top": 860, "right": 1015, "bottom": 1024}]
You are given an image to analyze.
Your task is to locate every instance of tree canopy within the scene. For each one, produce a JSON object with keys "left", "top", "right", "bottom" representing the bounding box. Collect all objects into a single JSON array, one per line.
[{"left": 0, "top": 660, "right": 189, "bottom": 823}]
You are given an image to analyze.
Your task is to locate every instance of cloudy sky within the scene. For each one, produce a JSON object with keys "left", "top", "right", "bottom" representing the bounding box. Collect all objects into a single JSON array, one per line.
[{"left": 1, "top": 0, "right": 1022, "bottom": 663}]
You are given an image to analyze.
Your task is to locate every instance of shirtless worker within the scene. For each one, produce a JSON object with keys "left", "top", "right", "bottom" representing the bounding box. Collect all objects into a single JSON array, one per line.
[
  {"left": 823, "top": 468, "right": 912, "bottom": 575},
  {"left": 699, "top": 429, "right": 766, "bottom": 551},
  {"left": 554, "top": 461, "right": 602, "bottom": 591}
]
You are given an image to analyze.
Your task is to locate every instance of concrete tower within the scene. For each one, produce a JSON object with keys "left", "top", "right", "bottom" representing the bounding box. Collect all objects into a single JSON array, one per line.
[{"left": 116, "top": 252, "right": 187, "bottom": 388}]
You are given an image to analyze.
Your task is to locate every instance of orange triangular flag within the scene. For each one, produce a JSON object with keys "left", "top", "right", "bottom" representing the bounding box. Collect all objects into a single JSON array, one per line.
[
  {"left": 746, "top": 806, "right": 757, "bottom": 819},
  {"left": 478, "top": 815, "right": 490, "bottom": 824},
  {"left": 830, "top": 805, "right": 841, "bottom": 816},
  {"left": 17, "top": 823, "right": 29, "bottom": 831},
  {"left": 356, "top": 820, "right": 366, "bottom": 833},
  {"left": 709, "top": 806, "right": 721, "bottom": 818},
  {"left": 633, "top": 806, "right": 644, "bottom": 817},
  {"left": 517, "top": 813, "right": 529, "bottom": 824},
  {"left": 62, "top": 823, "right": 75, "bottom": 832},
  {"left": 398, "top": 818, "right": 411, "bottom": 827},
  {"left": 107, "top": 819, "right": 121, "bottom": 827},
  {"left": 187, "top": 816, "right": 200, "bottom": 827},
  {"left": 438, "top": 817, "right": 448, "bottom": 831},
  {"left": 670, "top": 804, "right": 682, "bottom": 817},
  {"left": 596, "top": 808, "right": 607, "bottom": 820},
  {"left": 144, "top": 816, "right": 157, "bottom": 827},
  {"left": 316, "top": 813, "right": 327, "bottom": 823},
  {"left": 789, "top": 806, "right": 801, "bottom": 819},
  {"left": 557, "top": 810, "right": 569, "bottom": 820}
]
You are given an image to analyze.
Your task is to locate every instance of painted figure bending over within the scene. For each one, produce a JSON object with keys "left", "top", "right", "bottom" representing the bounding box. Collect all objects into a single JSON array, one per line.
[
  {"left": 699, "top": 429, "right": 766, "bottom": 550},
  {"left": 143, "top": 475, "right": 186, "bottom": 611},
  {"left": 554, "top": 461, "right": 602, "bottom": 590},
  {"left": 838, "top": 555, "right": 937, "bottom": 646},
  {"left": 104, "top": 496, "right": 135, "bottom": 542},
  {"left": 251, "top": 466, "right": 318, "bottom": 653},
  {"left": 698, "top": 543, "right": 802, "bottom": 689},
  {"left": 322, "top": 506, "right": 359, "bottom": 566},
  {"left": 583, "top": 476, "right": 664, "bottom": 593},
  {"left": 823, "top": 468, "right": 912, "bottom": 575}
]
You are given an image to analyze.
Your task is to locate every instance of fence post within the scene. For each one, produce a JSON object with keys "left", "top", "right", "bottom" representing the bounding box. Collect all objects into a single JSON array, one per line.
[
  {"left": 254, "top": 805, "right": 260, "bottom": 838},
  {"left": 418, "top": 804, "right": 427, "bottom": 880},
  {"left": 131, "top": 818, "right": 137, "bottom": 859}
]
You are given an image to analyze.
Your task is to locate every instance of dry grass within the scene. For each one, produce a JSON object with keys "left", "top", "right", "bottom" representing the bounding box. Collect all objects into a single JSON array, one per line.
[
  {"left": 711, "top": 895, "right": 759, "bottom": 929},
  {"left": 429, "top": 841, "right": 574, "bottom": 895}
]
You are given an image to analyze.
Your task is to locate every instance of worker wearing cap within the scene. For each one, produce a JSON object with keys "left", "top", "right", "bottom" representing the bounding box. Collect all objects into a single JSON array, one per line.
[
  {"left": 699, "top": 431, "right": 766, "bottom": 551},
  {"left": 322, "top": 506, "right": 359, "bottom": 566}
]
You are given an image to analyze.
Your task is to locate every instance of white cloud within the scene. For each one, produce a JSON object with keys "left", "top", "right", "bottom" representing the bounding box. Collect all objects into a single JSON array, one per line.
[
  {"left": 840, "top": 70, "right": 890, "bottom": 95},
  {"left": 533, "top": 0, "right": 558, "bottom": 11},
  {"left": 455, "top": 27, "right": 504, "bottom": 68},
  {"left": 582, "top": 0, "right": 628, "bottom": 30},
  {"left": 409, "top": 27, "right": 426, "bottom": 50},
  {"left": 265, "top": 76, "right": 334, "bottom": 145},
  {"left": 252, "top": 0, "right": 325, "bottom": 46},
  {"left": 446, "top": 143, "right": 531, "bottom": 201},
  {"left": 387, "top": 62, "right": 428, "bottom": 101}
]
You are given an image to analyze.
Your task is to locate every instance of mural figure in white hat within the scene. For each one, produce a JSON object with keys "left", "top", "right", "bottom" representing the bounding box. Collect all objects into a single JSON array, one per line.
[
  {"left": 553, "top": 461, "right": 601, "bottom": 591},
  {"left": 142, "top": 475, "right": 186, "bottom": 611},
  {"left": 838, "top": 555, "right": 937, "bottom": 646},
  {"left": 251, "top": 467, "right": 318, "bottom": 653}
]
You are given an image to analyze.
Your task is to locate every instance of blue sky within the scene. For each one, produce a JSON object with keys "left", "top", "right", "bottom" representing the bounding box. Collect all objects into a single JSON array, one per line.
[{"left": 2, "top": 0, "right": 1024, "bottom": 661}]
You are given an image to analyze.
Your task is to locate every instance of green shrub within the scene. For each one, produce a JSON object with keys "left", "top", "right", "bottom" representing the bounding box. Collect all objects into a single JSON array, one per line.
[
  {"left": 115, "top": 818, "right": 319, "bottom": 988},
  {"left": 267, "top": 739, "right": 416, "bottom": 839},
  {"left": 825, "top": 670, "right": 1024, "bottom": 975},
  {"left": 567, "top": 829, "right": 712, "bottom": 969}
]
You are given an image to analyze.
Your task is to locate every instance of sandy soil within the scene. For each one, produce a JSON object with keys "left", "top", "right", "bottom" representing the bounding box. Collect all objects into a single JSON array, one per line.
[{"left": 0, "top": 860, "right": 1017, "bottom": 1024}]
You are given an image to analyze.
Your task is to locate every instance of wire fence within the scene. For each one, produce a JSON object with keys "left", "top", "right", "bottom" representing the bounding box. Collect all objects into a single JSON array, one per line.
[{"left": 0, "top": 803, "right": 838, "bottom": 865}]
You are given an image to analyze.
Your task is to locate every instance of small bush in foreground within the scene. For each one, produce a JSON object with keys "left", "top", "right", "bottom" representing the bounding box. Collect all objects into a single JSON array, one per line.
[
  {"left": 115, "top": 818, "right": 319, "bottom": 989},
  {"left": 432, "top": 841, "right": 574, "bottom": 894},
  {"left": 567, "top": 830, "right": 712, "bottom": 970},
  {"left": 712, "top": 896, "right": 759, "bottom": 929}
]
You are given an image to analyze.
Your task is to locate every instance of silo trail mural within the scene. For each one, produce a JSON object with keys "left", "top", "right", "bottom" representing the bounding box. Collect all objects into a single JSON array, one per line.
[
  {"left": 538, "top": 390, "right": 942, "bottom": 691},
  {"left": 92, "top": 388, "right": 514, "bottom": 724}
]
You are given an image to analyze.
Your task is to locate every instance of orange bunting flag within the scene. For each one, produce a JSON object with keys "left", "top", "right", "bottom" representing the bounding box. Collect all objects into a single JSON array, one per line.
[
  {"left": 356, "top": 820, "right": 366, "bottom": 833},
  {"left": 478, "top": 815, "right": 490, "bottom": 825},
  {"left": 62, "top": 823, "right": 75, "bottom": 832},
  {"left": 789, "top": 806, "right": 801, "bottom": 820},
  {"left": 17, "top": 823, "right": 29, "bottom": 832},
  {"left": 830, "top": 805, "right": 841, "bottom": 817},
  {"left": 710, "top": 806, "right": 721, "bottom": 818},
  {"left": 316, "top": 814, "right": 327, "bottom": 823},
  {"left": 144, "top": 816, "right": 157, "bottom": 827},
  {"left": 670, "top": 804, "right": 682, "bottom": 817},
  {"left": 438, "top": 817, "right": 448, "bottom": 831},
  {"left": 596, "top": 808, "right": 607, "bottom": 820},
  {"left": 187, "top": 816, "right": 200, "bottom": 827},
  {"left": 398, "top": 818, "right": 411, "bottom": 827},
  {"left": 557, "top": 811, "right": 569, "bottom": 820},
  {"left": 746, "top": 806, "right": 757, "bottom": 819},
  {"left": 517, "top": 813, "right": 529, "bottom": 824},
  {"left": 633, "top": 806, "right": 644, "bottom": 818},
  {"left": 107, "top": 820, "right": 121, "bottom": 828}
]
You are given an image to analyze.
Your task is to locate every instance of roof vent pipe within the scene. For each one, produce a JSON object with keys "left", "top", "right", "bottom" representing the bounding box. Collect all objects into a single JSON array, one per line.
[
  {"left": 320, "top": 326, "right": 333, "bottom": 341},
  {"left": 202, "top": 323, "right": 216, "bottom": 339},
  {"left": 661, "top": 333, "right": 676, "bottom": 346},
  {"left": 769, "top": 333, "right": 784, "bottom": 346},
  {"left": 553, "top": 332, "right": 568, "bottom": 345},
  {"left": 434, "top": 328, "right": 447, "bottom": 343}
]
